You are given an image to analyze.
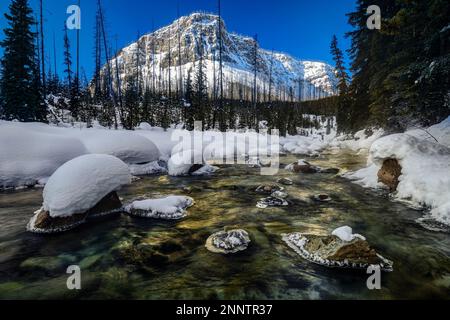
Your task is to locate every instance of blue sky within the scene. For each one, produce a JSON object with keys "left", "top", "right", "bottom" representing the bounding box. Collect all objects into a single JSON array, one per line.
[{"left": 0, "top": 0, "right": 356, "bottom": 80}]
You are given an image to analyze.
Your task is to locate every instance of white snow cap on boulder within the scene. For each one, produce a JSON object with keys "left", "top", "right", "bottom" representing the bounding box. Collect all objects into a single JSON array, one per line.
[
  {"left": 43, "top": 154, "right": 131, "bottom": 218},
  {"left": 125, "top": 195, "right": 194, "bottom": 219},
  {"left": 332, "top": 226, "right": 366, "bottom": 242},
  {"left": 168, "top": 149, "right": 204, "bottom": 176},
  {"left": 0, "top": 122, "right": 88, "bottom": 188}
]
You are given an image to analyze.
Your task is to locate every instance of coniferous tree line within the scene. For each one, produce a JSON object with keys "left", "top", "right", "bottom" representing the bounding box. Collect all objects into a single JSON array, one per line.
[{"left": 335, "top": 0, "right": 450, "bottom": 133}]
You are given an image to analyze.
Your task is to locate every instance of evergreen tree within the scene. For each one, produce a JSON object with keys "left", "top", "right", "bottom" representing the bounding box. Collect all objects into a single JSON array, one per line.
[{"left": 0, "top": 0, "right": 46, "bottom": 122}]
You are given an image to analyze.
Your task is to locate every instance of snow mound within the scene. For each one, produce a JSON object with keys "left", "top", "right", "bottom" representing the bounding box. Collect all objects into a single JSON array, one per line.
[
  {"left": 333, "top": 128, "right": 385, "bottom": 151},
  {"left": 168, "top": 149, "right": 205, "bottom": 176},
  {"left": 348, "top": 131, "right": 450, "bottom": 226},
  {"left": 129, "top": 161, "right": 167, "bottom": 176},
  {"left": 124, "top": 195, "right": 194, "bottom": 219},
  {"left": 0, "top": 122, "right": 88, "bottom": 188},
  {"left": 75, "top": 130, "right": 160, "bottom": 164},
  {"left": 332, "top": 226, "right": 366, "bottom": 242},
  {"left": 43, "top": 154, "right": 131, "bottom": 217}
]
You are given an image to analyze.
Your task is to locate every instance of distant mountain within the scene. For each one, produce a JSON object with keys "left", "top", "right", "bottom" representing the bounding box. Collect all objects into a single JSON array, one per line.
[{"left": 102, "top": 12, "right": 338, "bottom": 101}]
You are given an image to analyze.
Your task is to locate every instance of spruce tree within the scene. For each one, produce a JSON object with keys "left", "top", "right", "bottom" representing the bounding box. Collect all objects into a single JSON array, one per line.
[{"left": 0, "top": 0, "right": 46, "bottom": 122}]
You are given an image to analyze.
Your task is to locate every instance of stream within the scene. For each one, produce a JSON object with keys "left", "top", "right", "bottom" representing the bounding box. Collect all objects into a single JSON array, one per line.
[{"left": 0, "top": 150, "right": 449, "bottom": 299}]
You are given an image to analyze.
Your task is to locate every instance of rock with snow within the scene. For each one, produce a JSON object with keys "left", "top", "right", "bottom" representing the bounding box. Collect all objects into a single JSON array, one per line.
[
  {"left": 129, "top": 160, "right": 168, "bottom": 176},
  {"left": 346, "top": 124, "right": 450, "bottom": 226},
  {"left": 255, "top": 185, "right": 284, "bottom": 195},
  {"left": 285, "top": 159, "right": 319, "bottom": 174},
  {"left": 0, "top": 122, "right": 88, "bottom": 189},
  {"left": 28, "top": 191, "right": 123, "bottom": 234},
  {"left": 205, "top": 229, "right": 251, "bottom": 254},
  {"left": 282, "top": 231, "right": 393, "bottom": 272},
  {"left": 42, "top": 154, "right": 130, "bottom": 218},
  {"left": 256, "top": 196, "right": 289, "bottom": 209},
  {"left": 168, "top": 149, "right": 217, "bottom": 176},
  {"left": 277, "top": 177, "right": 293, "bottom": 185},
  {"left": 124, "top": 195, "right": 194, "bottom": 220}
]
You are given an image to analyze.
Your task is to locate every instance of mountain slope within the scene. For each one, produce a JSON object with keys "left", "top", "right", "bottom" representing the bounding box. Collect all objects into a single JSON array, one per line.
[{"left": 103, "top": 12, "right": 338, "bottom": 101}]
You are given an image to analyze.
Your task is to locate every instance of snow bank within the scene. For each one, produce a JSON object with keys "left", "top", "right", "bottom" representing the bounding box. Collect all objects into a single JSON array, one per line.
[
  {"left": 0, "top": 122, "right": 88, "bottom": 188},
  {"left": 73, "top": 130, "right": 160, "bottom": 164},
  {"left": 347, "top": 130, "right": 450, "bottom": 225},
  {"left": 332, "top": 128, "right": 385, "bottom": 152},
  {"left": 124, "top": 195, "right": 194, "bottom": 219},
  {"left": 332, "top": 226, "right": 366, "bottom": 242},
  {"left": 43, "top": 154, "right": 131, "bottom": 218}
]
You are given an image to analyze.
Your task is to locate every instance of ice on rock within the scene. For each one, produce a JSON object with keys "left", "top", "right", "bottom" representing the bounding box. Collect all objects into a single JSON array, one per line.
[
  {"left": 206, "top": 229, "right": 251, "bottom": 254},
  {"left": 43, "top": 154, "right": 131, "bottom": 218},
  {"left": 125, "top": 195, "right": 194, "bottom": 220}
]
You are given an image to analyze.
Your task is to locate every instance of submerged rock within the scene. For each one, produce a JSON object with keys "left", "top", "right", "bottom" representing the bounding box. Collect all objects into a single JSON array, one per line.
[
  {"left": 27, "top": 191, "right": 123, "bottom": 234},
  {"left": 285, "top": 160, "right": 319, "bottom": 174},
  {"left": 124, "top": 195, "right": 194, "bottom": 220},
  {"left": 256, "top": 196, "right": 289, "bottom": 209},
  {"left": 313, "top": 194, "right": 332, "bottom": 202},
  {"left": 255, "top": 185, "right": 284, "bottom": 195},
  {"left": 282, "top": 230, "right": 393, "bottom": 272},
  {"left": 319, "top": 168, "right": 340, "bottom": 174},
  {"left": 377, "top": 159, "right": 402, "bottom": 192},
  {"left": 277, "top": 178, "right": 293, "bottom": 185},
  {"left": 205, "top": 229, "right": 251, "bottom": 254}
]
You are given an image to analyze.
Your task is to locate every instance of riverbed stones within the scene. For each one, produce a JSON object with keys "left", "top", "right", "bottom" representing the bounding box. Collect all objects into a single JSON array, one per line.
[
  {"left": 256, "top": 196, "right": 289, "bottom": 209},
  {"left": 282, "top": 232, "right": 393, "bottom": 272},
  {"left": 313, "top": 194, "right": 332, "bottom": 202},
  {"left": 277, "top": 178, "right": 293, "bottom": 185},
  {"left": 286, "top": 160, "right": 319, "bottom": 174},
  {"left": 377, "top": 159, "right": 402, "bottom": 192},
  {"left": 205, "top": 229, "right": 251, "bottom": 254},
  {"left": 255, "top": 185, "right": 284, "bottom": 195},
  {"left": 27, "top": 191, "right": 123, "bottom": 234}
]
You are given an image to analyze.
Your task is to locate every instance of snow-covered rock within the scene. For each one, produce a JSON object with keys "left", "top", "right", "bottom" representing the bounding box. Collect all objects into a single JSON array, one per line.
[
  {"left": 282, "top": 232, "right": 393, "bottom": 272},
  {"left": 124, "top": 195, "right": 194, "bottom": 220},
  {"left": 0, "top": 122, "right": 88, "bottom": 188},
  {"left": 346, "top": 127, "right": 450, "bottom": 226},
  {"left": 285, "top": 159, "right": 320, "bottom": 173},
  {"left": 205, "top": 229, "right": 251, "bottom": 254},
  {"left": 256, "top": 196, "right": 289, "bottom": 209},
  {"left": 168, "top": 149, "right": 216, "bottom": 176},
  {"left": 42, "top": 154, "right": 131, "bottom": 218},
  {"left": 129, "top": 160, "right": 167, "bottom": 176}
]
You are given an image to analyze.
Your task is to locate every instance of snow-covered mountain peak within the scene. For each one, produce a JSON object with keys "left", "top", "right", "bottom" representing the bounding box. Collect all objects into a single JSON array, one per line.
[{"left": 104, "top": 12, "right": 338, "bottom": 101}]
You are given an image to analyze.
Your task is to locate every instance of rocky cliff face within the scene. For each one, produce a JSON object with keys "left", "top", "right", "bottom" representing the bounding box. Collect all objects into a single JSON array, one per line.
[{"left": 104, "top": 12, "right": 338, "bottom": 101}]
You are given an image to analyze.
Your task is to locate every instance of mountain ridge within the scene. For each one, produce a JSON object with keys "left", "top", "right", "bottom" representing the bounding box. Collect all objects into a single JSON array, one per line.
[{"left": 102, "top": 12, "right": 338, "bottom": 101}]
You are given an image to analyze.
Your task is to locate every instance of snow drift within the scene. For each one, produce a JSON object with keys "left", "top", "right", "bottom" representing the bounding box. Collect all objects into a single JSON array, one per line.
[
  {"left": 0, "top": 122, "right": 88, "bottom": 188},
  {"left": 346, "top": 125, "right": 450, "bottom": 226}
]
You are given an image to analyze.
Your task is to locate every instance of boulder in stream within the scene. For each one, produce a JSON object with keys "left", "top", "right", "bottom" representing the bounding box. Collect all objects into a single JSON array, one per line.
[
  {"left": 255, "top": 185, "right": 284, "bottom": 195},
  {"left": 282, "top": 227, "right": 393, "bottom": 271},
  {"left": 256, "top": 196, "right": 289, "bottom": 209},
  {"left": 124, "top": 195, "right": 194, "bottom": 220},
  {"left": 313, "top": 194, "right": 332, "bottom": 202},
  {"left": 285, "top": 160, "right": 319, "bottom": 174},
  {"left": 27, "top": 155, "right": 130, "bottom": 234},
  {"left": 205, "top": 229, "right": 251, "bottom": 254},
  {"left": 377, "top": 159, "right": 402, "bottom": 192},
  {"left": 277, "top": 178, "right": 294, "bottom": 185}
]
